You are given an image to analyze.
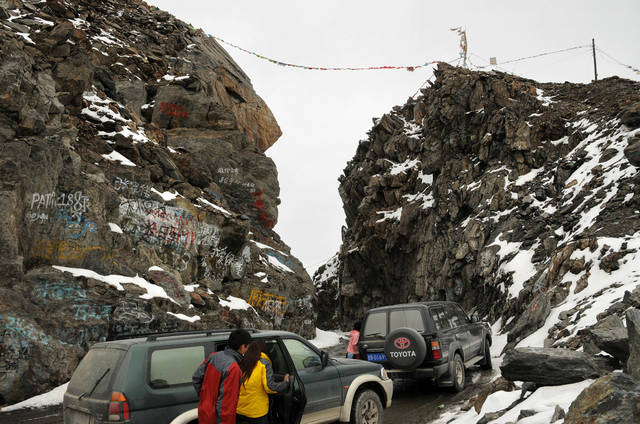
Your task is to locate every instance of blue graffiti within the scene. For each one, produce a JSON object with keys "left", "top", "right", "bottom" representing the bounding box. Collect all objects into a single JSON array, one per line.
[
  {"left": 57, "top": 208, "right": 97, "bottom": 239},
  {"left": 2, "top": 315, "right": 50, "bottom": 345},
  {"left": 265, "top": 251, "right": 296, "bottom": 270},
  {"left": 34, "top": 280, "right": 87, "bottom": 300}
]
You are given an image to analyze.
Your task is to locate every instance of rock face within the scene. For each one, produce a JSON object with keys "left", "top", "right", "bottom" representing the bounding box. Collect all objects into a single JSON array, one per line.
[
  {"left": 627, "top": 308, "right": 640, "bottom": 380},
  {"left": 313, "top": 254, "right": 341, "bottom": 330},
  {"left": 0, "top": 0, "right": 313, "bottom": 403},
  {"left": 318, "top": 62, "right": 640, "bottom": 350},
  {"left": 500, "top": 347, "right": 617, "bottom": 385},
  {"left": 564, "top": 373, "right": 640, "bottom": 424}
]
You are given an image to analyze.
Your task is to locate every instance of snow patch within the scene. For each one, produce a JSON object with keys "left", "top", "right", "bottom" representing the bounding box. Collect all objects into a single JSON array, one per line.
[
  {"left": 219, "top": 295, "right": 252, "bottom": 310},
  {"left": 388, "top": 158, "right": 420, "bottom": 175},
  {"left": 308, "top": 328, "right": 344, "bottom": 349},
  {"left": 108, "top": 223, "right": 123, "bottom": 233},
  {"left": 197, "top": 197, "right": 232, "bottom": 216},
  {"left": 167, "top": 312, "right": 200, "bottom": 322},
  {"left": 151, "top": 188, "right": 179, "bottom": 201},
  {"left": 376, "top": 207, "right": 403, "bottom": 223},
  {"left": 52, "top": 266, "right": 172, "bottom": 301},
  {"left": 102, "top": 150, "right": 136, "bottom": 167},
  {"left": 3, "top": 382, "right": 68, "bottom": 411}
]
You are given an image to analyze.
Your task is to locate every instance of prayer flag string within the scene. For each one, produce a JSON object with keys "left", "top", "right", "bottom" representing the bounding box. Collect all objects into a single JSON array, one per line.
[
  {"left": 595, "top": 47, "right": 640, "bottom": 75},
  {"left": 143, "top": 4, "right": 438, "bottom": 72}
]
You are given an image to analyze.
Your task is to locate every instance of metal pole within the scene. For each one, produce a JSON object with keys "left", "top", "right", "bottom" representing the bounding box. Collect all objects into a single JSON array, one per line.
[{"left": 592, "top": 38, "right": 598, "bottom": 81}]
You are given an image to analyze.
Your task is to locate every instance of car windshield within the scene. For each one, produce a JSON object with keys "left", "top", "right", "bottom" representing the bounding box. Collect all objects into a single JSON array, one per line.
[{"left": 67, "top": 348, "right": 124, "bottom": 398}]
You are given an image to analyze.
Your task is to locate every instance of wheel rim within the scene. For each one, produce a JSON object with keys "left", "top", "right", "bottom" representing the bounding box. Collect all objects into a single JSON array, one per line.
[
  {"left": 456, "top": 360, "right": 463, "bottom": 386},
  {"left": 361, "top": 398, "right": 379, "bottom": 424}
]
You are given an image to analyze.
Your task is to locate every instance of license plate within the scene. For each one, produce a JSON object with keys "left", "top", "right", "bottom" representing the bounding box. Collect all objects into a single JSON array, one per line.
[{"left": 367, "top": 353, "right": 387, "bottom": 362}]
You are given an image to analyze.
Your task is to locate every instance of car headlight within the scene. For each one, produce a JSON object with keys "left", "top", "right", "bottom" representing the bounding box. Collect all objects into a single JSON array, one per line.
[{"left": 380, "top": 367, "right": 389, "bottom": 380}]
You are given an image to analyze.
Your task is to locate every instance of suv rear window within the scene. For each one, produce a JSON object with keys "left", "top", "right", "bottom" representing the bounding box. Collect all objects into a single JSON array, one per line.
[
  {"left": 390, "top": 309, "right": 424, "bottom": 332},
  {"left": 150, "top": 345, "right": 205, "bottom": 387},
  {"left": 430, "top": 307, "right": 451, "bottom": 330},
  {"left": 363, "top": 312, "right": 387, "bottom": 337},
  {"left": 446, "top": 304, "right": 469, "bottom": 328},
  {"left": 68, "top": 348, "right": 124, "bottom": 397}
]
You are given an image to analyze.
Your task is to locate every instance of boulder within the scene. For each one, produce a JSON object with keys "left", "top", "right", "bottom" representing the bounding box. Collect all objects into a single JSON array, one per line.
[
  {"left": 583, "top": 315, "right": 629, "bottom": 363},
  {"left": 627, "top": 308, "right": 640, "bottom": 380},
  {"left": 564, "top": 373, "right": 640, "bottom": 424},
  {"left": 507, "top": 291, "right": 551, "bottom": 344},
  {"left": 500, "top": 347, "right": 617, "bottom": 385},
  {"left": 625, "top": 135, "right": 640, "bottom": 167},
  {"left": 620, "top": 101, "right": 640, "bottom": 128}
]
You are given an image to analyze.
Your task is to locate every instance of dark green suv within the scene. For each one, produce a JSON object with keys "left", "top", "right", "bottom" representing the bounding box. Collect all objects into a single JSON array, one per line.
[
  {"left": 359, "top": 301, "right": 492, "bottom": 391},
  {"left": 63, "top": 329, "right": 392, "bottom": 424}
]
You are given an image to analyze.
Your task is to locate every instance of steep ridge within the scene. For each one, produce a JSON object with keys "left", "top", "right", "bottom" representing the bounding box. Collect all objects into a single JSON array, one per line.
[
  {"left": 0, "top": 0, "right": 314, "bottom": 402},
  {"left": 316, "top": 63, "right": 640, "bottom": 354}
]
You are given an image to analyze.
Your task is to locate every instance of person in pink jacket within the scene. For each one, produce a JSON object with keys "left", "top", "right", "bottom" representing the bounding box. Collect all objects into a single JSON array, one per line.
[{"left": 346, "top": 321, "right": 361, "bottom": 359}]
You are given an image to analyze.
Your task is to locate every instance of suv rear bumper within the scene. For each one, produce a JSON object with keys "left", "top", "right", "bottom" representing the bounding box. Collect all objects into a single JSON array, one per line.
[{"left": 386, "top": 362, "right": 449, "bottom": 379}]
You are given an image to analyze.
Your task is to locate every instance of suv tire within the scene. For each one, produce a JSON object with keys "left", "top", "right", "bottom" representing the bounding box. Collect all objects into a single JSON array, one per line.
[
  {"left": 479, "top": 338, "right": 492, "bottom": 370},
  {"left": 383, "top": 327, "right": 427, "bottom": 370},
  {"left": 451, "top": 353, "right": 465, "bottom": 392},
  {"left": 350, "top": 389, "right": 383, "bottom": 424}
]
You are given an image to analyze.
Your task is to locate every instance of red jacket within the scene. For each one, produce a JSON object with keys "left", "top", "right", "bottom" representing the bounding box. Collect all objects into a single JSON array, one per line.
[{"left": 193, "top": 347, "right": 243, "bottom": 424}]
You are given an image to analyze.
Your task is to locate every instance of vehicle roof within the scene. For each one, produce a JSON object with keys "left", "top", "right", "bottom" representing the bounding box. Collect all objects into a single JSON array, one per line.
[
  {"left": 366, "top": 301, "right": 460, "bottom": 313},
  {"left": 90, "top": 329, "right": 302, "bottom": 349}
]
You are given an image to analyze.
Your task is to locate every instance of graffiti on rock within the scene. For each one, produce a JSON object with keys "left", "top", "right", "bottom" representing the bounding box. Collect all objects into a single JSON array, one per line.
[
  {"left": 113, "top": 176, "right": 152, "bottom": 199},
  {"left": 113, "top": 300, "right": 154, "bottom": 324},
  {"left": 34, "top": 280, "right": 111, "bottom": 322},
  {"left": 252, "top": 189, "right": 275, "bottom": 229},
  {"left": 31, "top": 239, "right": 118, "bottom": 267},
  {"left": 248, "top": 289, "right": 287, "bottom": 318},
  {"left": 264, "top": 250, "right": 296, "bottom": 270},
  {"left": 30, "top": 191, "right": 90, "bottom": 221},
  {"left": 1, "top": 315, "right": 50, "bottom": 345},
  {"left": 119, "top": 198, "right": 197, "bottom": 250},
  {"left": 160, "top": 102, "right": 188, "bottom": 118}
]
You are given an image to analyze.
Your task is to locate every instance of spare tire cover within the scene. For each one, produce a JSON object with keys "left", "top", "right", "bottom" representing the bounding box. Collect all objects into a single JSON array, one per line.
[{"left": 384, "top": 327, "right": 427, "bottom": 369}]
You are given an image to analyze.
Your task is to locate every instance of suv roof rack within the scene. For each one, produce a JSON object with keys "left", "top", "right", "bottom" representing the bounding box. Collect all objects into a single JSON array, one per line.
[{"left": 110, "top": 328, "right": 260, "bottom": 341}]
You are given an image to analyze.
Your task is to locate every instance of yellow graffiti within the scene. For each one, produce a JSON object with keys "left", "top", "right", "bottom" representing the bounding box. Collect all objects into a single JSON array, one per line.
[
  {"left": 247, "top": 289, "right": 287, "bottom": 317},
  {"left": 32, "top": 239, "right": 118, "bottom": 266}
]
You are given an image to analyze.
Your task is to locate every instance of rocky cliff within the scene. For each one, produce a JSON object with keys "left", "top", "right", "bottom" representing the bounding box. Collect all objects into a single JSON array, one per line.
[
  {"left": 316, "top": 63, "right": 640, "bottom": 353},
  {"left": 0, "top": 0, "right": 315, "bottom": 402}
]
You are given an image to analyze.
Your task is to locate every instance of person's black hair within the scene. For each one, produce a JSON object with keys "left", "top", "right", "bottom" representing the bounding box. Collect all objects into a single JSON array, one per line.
[
  {"left": 354, "top": 321, "right": 362, "bottom": 332},
  {"left": 239, "top": 341, "right": 266, "bottom": 385},
  {"left": 228, "top": 328, "right": 252, "bottom": 350}
]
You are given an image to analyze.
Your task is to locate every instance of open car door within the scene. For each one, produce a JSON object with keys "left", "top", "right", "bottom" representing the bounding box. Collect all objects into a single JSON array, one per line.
[{"left": 264, "top": 339, "right": 306, "bottom": 424}]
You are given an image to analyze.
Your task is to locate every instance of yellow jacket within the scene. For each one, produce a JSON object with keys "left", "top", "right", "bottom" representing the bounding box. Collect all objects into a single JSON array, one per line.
[{"left": 236, "top": 353, "right": 289, "bottom": 418}]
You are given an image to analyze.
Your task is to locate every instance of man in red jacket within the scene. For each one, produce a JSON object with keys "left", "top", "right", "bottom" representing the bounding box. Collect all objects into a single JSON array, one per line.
[{"left": 193, "top": 329, "right": 252, "bottom": 424}]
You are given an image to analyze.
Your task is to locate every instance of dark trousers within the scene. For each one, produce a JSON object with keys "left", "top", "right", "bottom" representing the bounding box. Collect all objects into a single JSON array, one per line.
[{"left": 236, "top": 414, "right": 269, "bottom": 424}]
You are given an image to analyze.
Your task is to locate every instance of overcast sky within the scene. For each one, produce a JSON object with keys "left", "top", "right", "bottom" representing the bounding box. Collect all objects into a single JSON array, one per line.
[{"left": 148, "top": 0, "right": 640, "bottom": 274}]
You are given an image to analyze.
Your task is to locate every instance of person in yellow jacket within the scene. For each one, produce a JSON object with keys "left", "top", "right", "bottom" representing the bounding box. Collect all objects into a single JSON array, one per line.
[{"left": 236, "top": 341, "right": 290, "bottom": 423}]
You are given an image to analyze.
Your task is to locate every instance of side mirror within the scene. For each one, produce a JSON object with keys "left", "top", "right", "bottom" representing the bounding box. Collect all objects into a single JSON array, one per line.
[
  {"left": 471, "top": 312, "right": 479, "bottom": 323},
  {"left": 303, "top": 354, "right": 323, "bottom": 369},
  {"left": 321, "top": 350, "right": 329, "bottom": 368}
]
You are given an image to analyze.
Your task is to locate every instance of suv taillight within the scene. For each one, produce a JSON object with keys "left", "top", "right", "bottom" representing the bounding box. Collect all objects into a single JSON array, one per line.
[
  {"left": 109, "top": 391, "right": 130, "bottom": 421},
  {"left": 431, "top": 340, "right": 442, "bottom": 360}
]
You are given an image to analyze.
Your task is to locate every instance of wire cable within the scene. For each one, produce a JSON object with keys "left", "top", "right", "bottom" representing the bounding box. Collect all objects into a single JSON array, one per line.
[
  {"left": 470, "top": 45, "right": 590, "bottom": 70},
  {"left": 595, "top": 47, "right": 640, "bottom": 74}
]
